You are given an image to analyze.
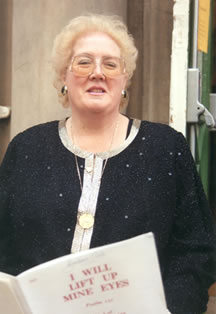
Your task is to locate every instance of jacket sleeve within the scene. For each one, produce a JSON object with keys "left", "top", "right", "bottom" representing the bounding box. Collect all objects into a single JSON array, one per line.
[
  {"left": 164, "top": 132, "right": 216, "bottom": 314},
  {"left": 0, "top": 138, "right": 18, "bottom": 274}
]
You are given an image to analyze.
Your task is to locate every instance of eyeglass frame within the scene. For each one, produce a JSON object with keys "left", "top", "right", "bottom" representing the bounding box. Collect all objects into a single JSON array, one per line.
[{"left": 68, "top": 53, "right": 126, "bottom": 78}]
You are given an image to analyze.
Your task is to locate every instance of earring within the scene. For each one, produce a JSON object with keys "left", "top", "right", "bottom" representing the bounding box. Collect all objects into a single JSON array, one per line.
[
  {"left": 61, "top": 85, "right": 68, "bottom": 96},
  {"left": 121, "top": 89, "right": 127, "bottom": 98}
]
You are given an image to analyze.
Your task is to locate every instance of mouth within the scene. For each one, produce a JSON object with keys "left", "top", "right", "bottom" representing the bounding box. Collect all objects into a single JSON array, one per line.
[{"left": 87, "top": 87, "right": 106, "bottom": 94}]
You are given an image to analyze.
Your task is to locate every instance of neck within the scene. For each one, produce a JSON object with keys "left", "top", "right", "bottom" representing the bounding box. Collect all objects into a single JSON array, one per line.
[
  {"left": 66, "top": 110, "right": 129, "bottom": 153},
  {"left": 71, "top": 108, "right": 120, "bottom": 134}
]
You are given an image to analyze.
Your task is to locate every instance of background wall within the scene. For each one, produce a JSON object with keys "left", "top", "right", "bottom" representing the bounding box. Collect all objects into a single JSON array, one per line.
[
  {"left": 0, "top": 0, "right": 12, "bottom": 162},
  {"left": 127, "top": 0, "right": 173, "bottom": 124}
]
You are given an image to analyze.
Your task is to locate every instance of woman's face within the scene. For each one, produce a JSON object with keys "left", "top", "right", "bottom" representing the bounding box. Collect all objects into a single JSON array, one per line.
[{"left": 64, "top": 32, "right": 128, "bottom": 115}]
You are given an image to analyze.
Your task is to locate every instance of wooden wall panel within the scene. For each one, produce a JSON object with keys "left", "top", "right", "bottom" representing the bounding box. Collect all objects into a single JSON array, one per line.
[
  {"left": 0, "top": 0, "right": 12, "bottom": 163},
  {"left": 127, "top": 0, "right": 173, "bottom": 124}
]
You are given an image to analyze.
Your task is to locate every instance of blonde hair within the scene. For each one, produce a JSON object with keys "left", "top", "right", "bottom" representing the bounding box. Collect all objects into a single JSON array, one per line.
[{"left": 52, "top": 14, "right": 138, "bottom": 108}]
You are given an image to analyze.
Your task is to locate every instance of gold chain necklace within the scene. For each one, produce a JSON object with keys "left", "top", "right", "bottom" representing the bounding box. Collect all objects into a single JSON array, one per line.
[{"left": 71, "top": 118, "right": 119, "bottom": 229}]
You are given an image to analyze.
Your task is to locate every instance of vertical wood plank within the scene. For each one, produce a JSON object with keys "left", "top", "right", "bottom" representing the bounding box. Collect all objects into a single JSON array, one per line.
[
  {"left": 0, "top": 0, "right": 12, "bottom": 163},
  {"left": 127, "top": 0, "right": 173, "bottom": 124}
]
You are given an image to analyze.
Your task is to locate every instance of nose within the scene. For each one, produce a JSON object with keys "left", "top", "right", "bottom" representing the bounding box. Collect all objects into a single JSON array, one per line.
[{"left": 89, "top": 62, "right": 105, "bottom": 80}]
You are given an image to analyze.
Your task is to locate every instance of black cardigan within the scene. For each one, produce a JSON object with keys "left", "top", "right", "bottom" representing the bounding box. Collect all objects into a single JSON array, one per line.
[{"left": 0, "top": 120, "right": 215, "bottom": 314}]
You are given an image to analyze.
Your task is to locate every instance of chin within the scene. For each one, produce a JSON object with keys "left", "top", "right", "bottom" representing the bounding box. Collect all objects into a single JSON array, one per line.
[{"left": 83, "top": 100, "right": 111, "bottom": 113}]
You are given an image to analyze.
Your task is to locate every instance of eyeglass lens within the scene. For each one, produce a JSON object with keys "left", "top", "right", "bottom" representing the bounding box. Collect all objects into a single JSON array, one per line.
[{"left": 71, "top": 55, "right": 124, "bottom": 77}]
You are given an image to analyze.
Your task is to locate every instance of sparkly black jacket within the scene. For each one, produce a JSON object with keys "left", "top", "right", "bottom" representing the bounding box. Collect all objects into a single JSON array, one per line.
[{"left": 0, "top": 120, "right": 215, "bottom": 314}]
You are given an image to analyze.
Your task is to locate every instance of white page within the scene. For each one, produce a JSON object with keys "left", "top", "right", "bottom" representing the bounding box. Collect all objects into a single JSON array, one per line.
[
  {"left": 0, "top": 273, "right": 30, "bottom": 314},
  {"left": 17, "top": 233, "right": 168, "bottom": 314}
]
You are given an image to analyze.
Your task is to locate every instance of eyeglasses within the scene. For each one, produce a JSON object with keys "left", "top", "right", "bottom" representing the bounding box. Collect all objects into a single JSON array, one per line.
[{"left": 68, "top": 54, "right": 125, "bottom": 78}]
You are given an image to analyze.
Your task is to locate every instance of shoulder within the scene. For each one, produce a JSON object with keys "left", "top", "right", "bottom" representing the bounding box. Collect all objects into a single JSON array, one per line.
[
  {"left": 1, "top": 121, "right": 61, "bottom": 166},
  {"left": 138, "top": 120, "right": 186, "bottom": 147},
  {"left": 133, "top": 119, "right": 193, "bottom": 164},
  {"left": 138, "top": 120, "right": 197, "bottom": 172},
  {"left": 11, "top": 120, "right": 59, "bottom": 146},
  {"left": 139, "top": 120, "right": 179, "bottom": 137}
]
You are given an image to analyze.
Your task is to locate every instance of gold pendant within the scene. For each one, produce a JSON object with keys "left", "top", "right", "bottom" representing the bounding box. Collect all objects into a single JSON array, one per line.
[
  {"left": 85, "top": 166, "right": 92, "bottom": 173},
  {"left": 78, "top": 213, "right": 94, "bottom": 229}
]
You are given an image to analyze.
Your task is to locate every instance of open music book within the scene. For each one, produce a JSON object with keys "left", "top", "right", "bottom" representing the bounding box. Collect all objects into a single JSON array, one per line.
[{"left": 0, "top": 233, "right": 168, "bottom": 314}]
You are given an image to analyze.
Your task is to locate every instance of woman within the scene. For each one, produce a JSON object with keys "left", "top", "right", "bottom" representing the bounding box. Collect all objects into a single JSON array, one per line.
[{"left": 0, "top": 14, "right": 215, "bottom": 314}]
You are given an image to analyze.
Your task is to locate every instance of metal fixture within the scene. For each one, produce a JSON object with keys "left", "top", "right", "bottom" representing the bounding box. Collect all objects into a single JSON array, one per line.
[
  {"left": 0, "top": 106, "right": 11, "bottom": 119},
  {"left": 187, "top": 69, "right": 216, "bottom": 128},
  {"left": 210, "top": 94, "right": 216, "bottom": 130}
]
